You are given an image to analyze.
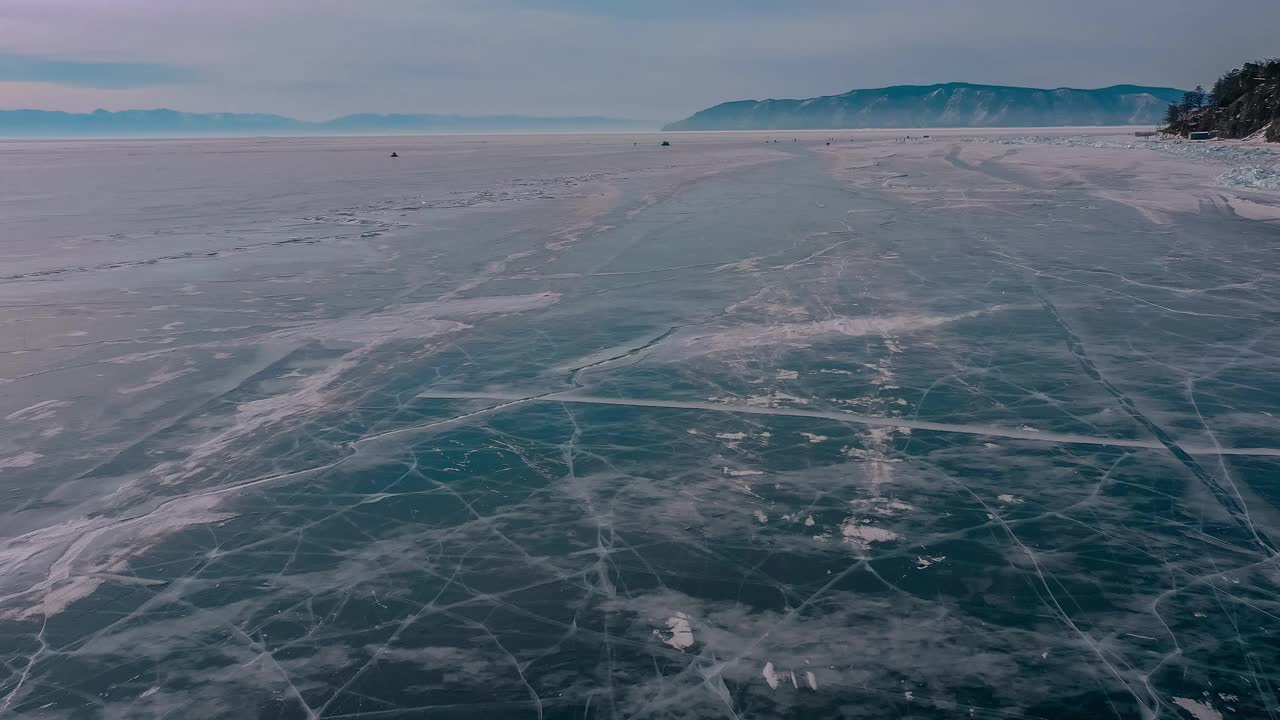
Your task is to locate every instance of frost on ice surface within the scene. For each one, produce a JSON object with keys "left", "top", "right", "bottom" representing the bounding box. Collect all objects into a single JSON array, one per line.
[
  {"left": 0, "top": 452, "right": 42, "bottom": 470},
  {"left": 971, "top": 133, "right": 1280, "bottom": 192}
]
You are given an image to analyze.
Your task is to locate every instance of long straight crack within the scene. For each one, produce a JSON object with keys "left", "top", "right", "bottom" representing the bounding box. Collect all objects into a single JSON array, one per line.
[{"left": 415, "top": 390, "right": 1280, "bottom": 457}]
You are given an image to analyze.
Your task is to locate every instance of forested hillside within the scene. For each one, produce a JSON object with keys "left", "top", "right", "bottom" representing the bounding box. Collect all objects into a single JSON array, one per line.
[{"left": 1164, "top": 59, "right": 1280, "bottom": 141}]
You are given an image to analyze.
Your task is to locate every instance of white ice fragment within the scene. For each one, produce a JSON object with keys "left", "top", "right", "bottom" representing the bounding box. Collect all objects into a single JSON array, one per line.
[
  {"left": 915, "top": 555, "right": 945, "bottom": 569},
  {"left": 905, "top": 691, "right": 914, "bottom": 701},
  {"left": 800, "top": 432, "right": 830, "bottom": 443},
  {"left": 140, "top": 687, "right": 159, "bottom": 698},
  {"left": 662, "top": 612, "right": 694, "bottom": 650},
  {"left": 804, "top": 515, "right": 816, "bottom": 527},
  {"left": 1172, "top": 698, "right": 1223, "bottom": 720},
  {"left": 805, "top": 671, "right": 818, "bottom": 690},
  {"left": 754, "top": 510, "right": 768, "bottom": 524},
  {"left": 776, "top": 369, "right": 799, "bottom": 380},
  {"left": 997, "top": 494, "right": 1022, "bottom": 504},
  {"left": 841, "top": 518, "right": 898, "bottom": 549},
  {"left": 762, "top": 662, "right": 780, "bottom": 689},
  {"left": 716, "top": 432, "right": 748, "bottom": 441},
  {"left": 723, "top": 467, "right": 764, "bottom": 477}
]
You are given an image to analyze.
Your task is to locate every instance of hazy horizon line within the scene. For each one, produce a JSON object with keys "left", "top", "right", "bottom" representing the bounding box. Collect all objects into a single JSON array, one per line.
[{"left": 0, "top": 80, "right": 1191, "bottom": 125}]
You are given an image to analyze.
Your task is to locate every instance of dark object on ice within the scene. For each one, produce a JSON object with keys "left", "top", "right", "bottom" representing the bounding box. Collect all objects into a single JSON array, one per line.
[
  {"left": 1189, "top": 131, "right": 1214, "bottom": 140},
  {"left": 390, "top": 152, "right": 399, "bottom": 158},
  {"left": 660, "top": 140, "right": 671, "bottom": 146},
  {"left": 825, "top": 142, "right": 830, "bottom": 145}
]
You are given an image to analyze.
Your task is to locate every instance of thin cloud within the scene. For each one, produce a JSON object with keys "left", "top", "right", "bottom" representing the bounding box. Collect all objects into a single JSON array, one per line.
[
  {"left": 0, "top": 0, "right": 1277, "bottom": 120},
  {"left": 0, "top": 53, "right": 195, "bottom": 89}
]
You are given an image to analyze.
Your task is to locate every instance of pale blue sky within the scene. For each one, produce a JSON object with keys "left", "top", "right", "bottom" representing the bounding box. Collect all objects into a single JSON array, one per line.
[{"left": 1, "top": 0, "right": 1276, "bottom": 121}]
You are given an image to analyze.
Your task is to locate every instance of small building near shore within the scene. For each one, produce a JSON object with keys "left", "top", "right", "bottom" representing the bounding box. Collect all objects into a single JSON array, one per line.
[
  {"left": 1189, "top": 131, "right": 1214, "bottom": 141},
  {"left": 1134, "top": 131, "right": 1156, "bottom": 137}
]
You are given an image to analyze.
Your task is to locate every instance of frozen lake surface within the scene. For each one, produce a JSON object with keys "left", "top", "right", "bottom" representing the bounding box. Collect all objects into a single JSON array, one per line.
[{"left": 1, "top": 129, "right": 1279, "bottom": 719}]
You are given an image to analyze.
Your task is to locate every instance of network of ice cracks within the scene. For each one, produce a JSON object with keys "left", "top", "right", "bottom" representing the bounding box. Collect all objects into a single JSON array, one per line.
[{"left": 0, "top": 134, "right": 1278, "bottom": 720}]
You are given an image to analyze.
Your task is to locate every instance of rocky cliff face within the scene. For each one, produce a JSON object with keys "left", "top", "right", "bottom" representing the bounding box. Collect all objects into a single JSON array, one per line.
[
  {"left": 1164, "top": 60, "right": 1280, "bottom": 141},
  {"left": 1172, "top": 90, "right": 1278, "bottom": 141},
  {"left": 663, "top": 83, "right": 1184, "bottom": 131}
]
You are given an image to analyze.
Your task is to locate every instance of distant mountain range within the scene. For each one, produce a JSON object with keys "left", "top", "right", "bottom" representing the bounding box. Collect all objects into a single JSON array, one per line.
[
  {"left": 0, "top": 109, "right": 638, "bottom": 137},
  {"left": 663, "top": 83, "right": 1185, "bottom": 131}
]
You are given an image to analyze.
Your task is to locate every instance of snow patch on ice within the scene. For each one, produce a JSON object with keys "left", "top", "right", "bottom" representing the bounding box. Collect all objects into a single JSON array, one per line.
[
  {"left": 841, "top": 519, "right": 898, "bottom": 549},
  {"left": 850, "top": 497, "right": 915, "bottom": 517},
  {"left": 673, "top": 307, "right": 1010, "bottom": 357},
  {"left": 5, "top": 400, "right": 71, "bottom": 422},
  {"left": 0, "top": 452, "right": 42, "bottom": 470},
  {"left": 1227, "top": 196, "right": 1280, "bottom": 221},
  {"left": 1172, "top": 698, "right": 1223, "bottom": 720}
]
